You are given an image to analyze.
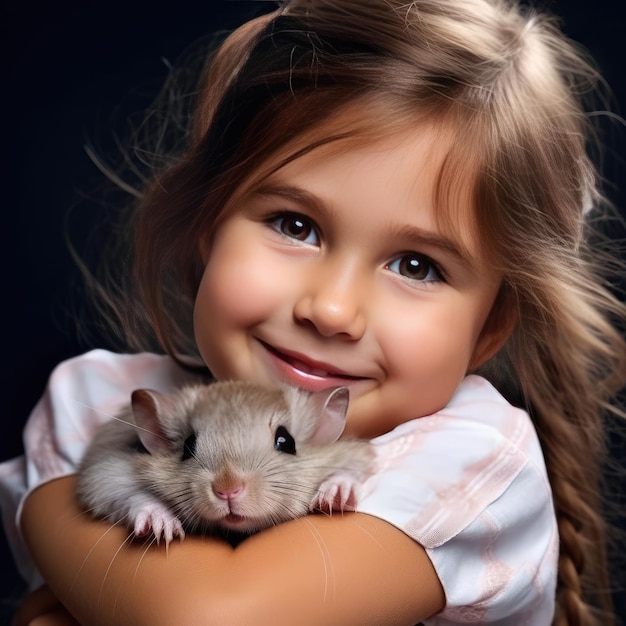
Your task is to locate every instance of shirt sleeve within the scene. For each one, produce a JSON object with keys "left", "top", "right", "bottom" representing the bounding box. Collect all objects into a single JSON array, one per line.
[
  {"left": 357, "top": 375, "right": 558, "bottom": 624},
  {"left": 0, "top": 349, "right": 203, "bottom": 588}
]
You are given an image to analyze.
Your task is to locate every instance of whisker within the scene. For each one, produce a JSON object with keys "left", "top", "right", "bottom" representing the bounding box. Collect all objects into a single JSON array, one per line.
[
  {"left": 109, "top": 535, "right": 155, "bottom": 617},
  {"left": 70, "top": 400, "right": 116, "bottom": 420},
  {"left": 301, "top": 517, "right": 335, "bottom": 605},
  {"left": 96, "top": 531, "right": 135, "bottom": 613},
  {"left": 132, "top": 536, "right": 158, "bottom": 583},
  {"left": 349, "top": 517, "right": 388, "bottom": 554},
  {"left": 65, "top": 519, "right": 130, "bottom": 602},
  {"left": 70, "top": 399, "right": 169, "bottom": 441}
]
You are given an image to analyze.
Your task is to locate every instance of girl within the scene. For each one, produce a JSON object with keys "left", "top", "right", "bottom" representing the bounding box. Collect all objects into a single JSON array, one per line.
[{"left": 2, "top": 0, "right": 625, "bottom": 624}]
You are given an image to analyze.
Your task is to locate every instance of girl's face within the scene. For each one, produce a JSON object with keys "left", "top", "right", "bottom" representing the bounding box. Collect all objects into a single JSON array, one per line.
[{"left": 194, "top": 124, "right": 507, "bottom": 438}]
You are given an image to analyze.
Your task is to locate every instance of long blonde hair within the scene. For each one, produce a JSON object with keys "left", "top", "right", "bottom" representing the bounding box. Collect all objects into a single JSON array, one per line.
[{"left": 87, "top": 1, "right": 626, "bottom": 623}]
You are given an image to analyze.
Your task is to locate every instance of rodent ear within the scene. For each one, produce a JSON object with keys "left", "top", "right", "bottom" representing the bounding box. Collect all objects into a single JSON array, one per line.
[
  {"left": 131, "top": 389, "right": 175, "bottom": 455},
  {"left": 307, "top": 387, "right": 350, "bottom": 445}
]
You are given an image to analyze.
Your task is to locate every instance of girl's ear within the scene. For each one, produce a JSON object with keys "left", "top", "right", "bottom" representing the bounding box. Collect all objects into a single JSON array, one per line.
[{"left": 468, "top": 286, "right": 518, "bottom": 371}]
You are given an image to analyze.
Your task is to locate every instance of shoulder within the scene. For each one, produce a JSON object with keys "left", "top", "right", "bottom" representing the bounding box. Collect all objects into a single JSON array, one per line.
[
  {"left": 46, "top": 349, "right": 199, "bottom": 397},
  {"left": 29, "top": 348, "right": 205, "bottom": 442},
  {"left": 25, "top": 350, "right": 196, "bottom": 438},
  {"left": 360, "top": 375, "right": 549, "bottom": 543},
  {"left": 359, "top": 375, "right": 557, "bottom": 623},
  {"left": 23, "top": 349, "right": 206, "bottom": 498}
]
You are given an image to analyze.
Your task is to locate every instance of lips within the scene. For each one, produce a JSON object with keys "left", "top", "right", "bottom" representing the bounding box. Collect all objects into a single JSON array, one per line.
[
  {"left": 261, "top": 341, "right": 357, "bottom": 379},
  {"left": 255, "top": 339, "right": 372, "bottom": 393}
]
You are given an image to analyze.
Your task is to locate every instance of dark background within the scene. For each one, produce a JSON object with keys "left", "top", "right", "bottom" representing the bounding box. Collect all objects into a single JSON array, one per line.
[{"left": 2, "top": 0, "right": 625, "bottom": 622}]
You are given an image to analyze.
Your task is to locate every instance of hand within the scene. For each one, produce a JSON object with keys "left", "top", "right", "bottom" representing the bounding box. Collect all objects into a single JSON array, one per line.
[{"left": 13, "top": 585, "right": 80, "bottom": 626}]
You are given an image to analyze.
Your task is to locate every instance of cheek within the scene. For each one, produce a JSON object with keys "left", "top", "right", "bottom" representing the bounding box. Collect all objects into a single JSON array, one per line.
[
  {"left": 382, "top": 308, "right": 477, "bottom": 403},
  {"left": 385, "top": 305, "right": 476, "bottom": 369},
  {"left": 195, "top": 231, "right": 281, "bottom": 328},
  {"left": 192, "top": 252, "right": 271, "bottom": 378},
  {"left": 194, "top": 263, "right": 236, "bottom": 332},
  {"left": 197, "top": 262, "right": 260, "bottom": 325}
]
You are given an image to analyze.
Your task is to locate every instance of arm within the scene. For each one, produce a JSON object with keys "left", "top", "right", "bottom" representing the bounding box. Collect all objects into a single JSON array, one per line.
[{"left": 21, "top": 476, "right": 444, "bottom": 626}]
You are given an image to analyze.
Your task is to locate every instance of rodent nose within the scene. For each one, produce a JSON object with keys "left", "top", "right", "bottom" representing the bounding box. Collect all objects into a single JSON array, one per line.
[{"left": 212, "top": 482, "right": 245, "bottom": 500}]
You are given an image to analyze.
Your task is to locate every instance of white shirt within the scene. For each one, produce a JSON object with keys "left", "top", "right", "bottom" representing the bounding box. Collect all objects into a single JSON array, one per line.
[{"left": 0, "top": 349, "right": 558, "bottom": 624}]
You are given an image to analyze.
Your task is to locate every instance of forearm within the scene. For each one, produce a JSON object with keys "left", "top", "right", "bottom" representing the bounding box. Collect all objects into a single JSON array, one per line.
[
  {"left": 20, "top": 476, "right": 233, "bottom": 625},
  {"left": 21, "top": 476, "right": 444, "bottom": 626}
]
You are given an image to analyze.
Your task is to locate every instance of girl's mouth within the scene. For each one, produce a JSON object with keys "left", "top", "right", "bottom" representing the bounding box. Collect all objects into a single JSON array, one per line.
[{"left": 258, "top": 340, "right": 365, "bottom": 391}]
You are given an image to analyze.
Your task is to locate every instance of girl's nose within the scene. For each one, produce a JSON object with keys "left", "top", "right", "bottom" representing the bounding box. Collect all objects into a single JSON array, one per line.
[{"left": 293, "top": 266, "right": 367, "bottom": 340}]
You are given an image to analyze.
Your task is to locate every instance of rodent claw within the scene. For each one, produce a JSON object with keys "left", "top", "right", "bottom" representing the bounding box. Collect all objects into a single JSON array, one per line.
[
  {"left": 132, "top": 502, "right": 184, "bottom": 544},
  {"left": 312, "top": 475, "right": 361, "bottom": 514}
]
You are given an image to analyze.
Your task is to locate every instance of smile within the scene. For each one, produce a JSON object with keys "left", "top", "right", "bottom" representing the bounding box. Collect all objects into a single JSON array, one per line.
[{"left": 258, "top": 340, "right": 367, "bottom": 391}]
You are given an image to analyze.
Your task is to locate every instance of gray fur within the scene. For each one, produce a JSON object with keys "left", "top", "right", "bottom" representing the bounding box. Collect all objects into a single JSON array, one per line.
[{"left": 76, "top": 381, "right": 374, "bottom": 542}]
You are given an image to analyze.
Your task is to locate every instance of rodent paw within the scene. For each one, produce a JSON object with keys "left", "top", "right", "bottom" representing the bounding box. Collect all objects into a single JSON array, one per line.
[
  {"left": 311, "top": 475, "right": 360, "bottom": 514},
  {"left": 133, "top": 502, "right": 185, "bottom": 545}
]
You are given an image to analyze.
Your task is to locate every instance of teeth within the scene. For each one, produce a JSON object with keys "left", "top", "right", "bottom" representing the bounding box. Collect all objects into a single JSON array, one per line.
[{"left": 291, "top": 357, "right": 330, "bottom": 377}]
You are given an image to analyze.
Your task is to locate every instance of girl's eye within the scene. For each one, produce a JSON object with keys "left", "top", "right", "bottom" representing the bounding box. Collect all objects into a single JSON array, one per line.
[
  {"left": 270, "top": 213, "right": 319, "bottom": 245},
  {"left": 386, "top": 254, "right": 443, "bottom": 283}
]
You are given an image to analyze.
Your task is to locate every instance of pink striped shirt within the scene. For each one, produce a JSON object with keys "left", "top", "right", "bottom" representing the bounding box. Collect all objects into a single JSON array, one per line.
[{"left": 0, "top": 349, "right": 557, "bottom": 624}]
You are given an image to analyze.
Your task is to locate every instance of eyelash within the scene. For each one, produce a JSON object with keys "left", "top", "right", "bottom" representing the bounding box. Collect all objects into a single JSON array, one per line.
[{"left": 267, "top": 211, "right": 446, "bottom": 284}]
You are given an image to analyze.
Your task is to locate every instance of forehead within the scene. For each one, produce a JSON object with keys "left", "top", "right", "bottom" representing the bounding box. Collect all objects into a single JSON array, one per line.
[
  {"left": 242, "top": 106, "right": 483, "bottom": 262},
  {"left": 268, "top": 125, "right": 448, "bottom": 225}
]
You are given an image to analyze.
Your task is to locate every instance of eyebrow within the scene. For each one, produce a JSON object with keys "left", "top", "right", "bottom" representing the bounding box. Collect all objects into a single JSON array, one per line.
[
  {"left": 254, "top": 182, "right": 324, "bottom": 213},
  {"left": 252, "top": 182, "right": 476, "bottom": 269},
  {"left": 387, "top": 223, "right": 476, "bottom": 269}
]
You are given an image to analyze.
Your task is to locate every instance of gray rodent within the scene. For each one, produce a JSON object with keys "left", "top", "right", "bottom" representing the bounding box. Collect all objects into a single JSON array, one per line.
[{"left": 76, "top": 380, "right": 374, "bottom": 544}]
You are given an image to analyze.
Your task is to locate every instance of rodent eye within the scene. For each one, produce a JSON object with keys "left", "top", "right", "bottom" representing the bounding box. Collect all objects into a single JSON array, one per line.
[
  {"left": 274, "top": 426, "right": 296, "bottom": 455},
  {"left": 182, "top": 433, "right": 197, "bottom": 461}
]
